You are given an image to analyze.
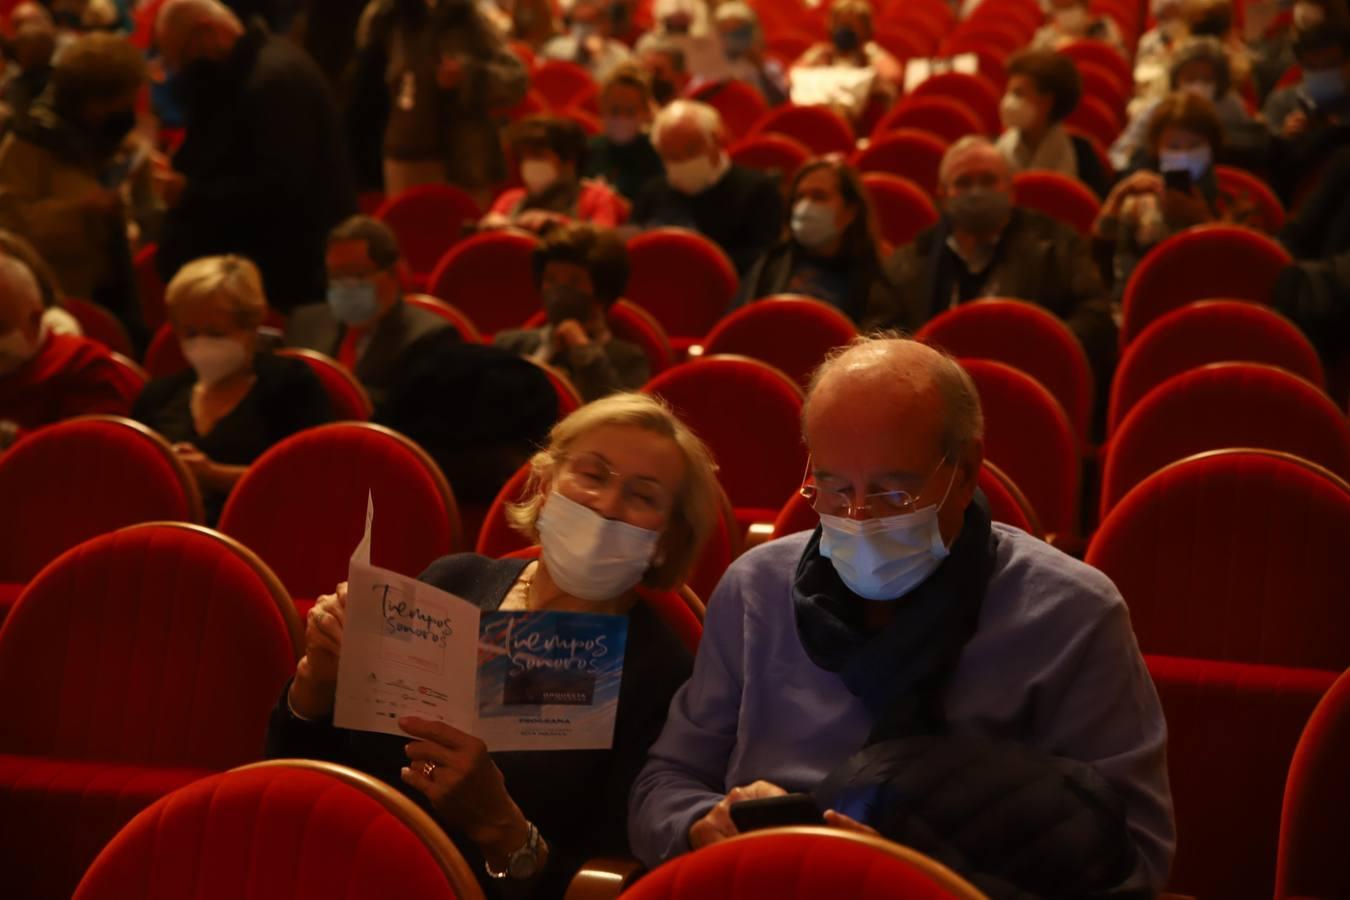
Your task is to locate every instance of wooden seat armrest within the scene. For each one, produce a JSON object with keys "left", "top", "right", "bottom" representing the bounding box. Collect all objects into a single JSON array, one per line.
[{"left": 564, "top": 857, "right": 645, "bottom": 900}]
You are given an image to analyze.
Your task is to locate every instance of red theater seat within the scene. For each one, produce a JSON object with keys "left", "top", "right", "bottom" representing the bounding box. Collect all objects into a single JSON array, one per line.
[
  {"left": 874, "top": 96, "right": 984, "bottom": 144},
  {"left": 73, "top": 761, "right": 482, "bottom": 900},
  {"left": 142, "top": 321, "right": 189, "bottom": 377},
  {"left": 218, "top": 423, "right": 461, "bottom": 602},
  {"left": 0, "top": 523, "right": 301, "bottom": 900},
  {"left": 729, "top": 133, "right": 813, "bottom": 184},
  {"left": 1214, "top": 165, "right": 1286, "bottom": 233},
  {"left": 623, "top": 828, "right": 985, "bottom": 900},
  {"left": 1063, "top": 93, "right": 1122, "bottom": 148},
  {"left": 690, "top": 78, "right": 769, "bottom": 141},
  {"left": 1057, "top": 39, "right": 1131, "bottom": 91},
  {"left": 532, "top": 59, "right": 597, "bottom": 108},
  {"left": 275, "top": 348, "right": 373, "bottom": 420},
  {"left": 1107, "top": 300, "right": 1325, "bottom": 436},
  {"left": 1088, "top": 449, "right": 1350, "bottom": 668},
  {"left": 851, "top": 128, "right": 948, "bottom": 196},
  {"left": 609, "top": 299, "right": 675, "bottom": 376},
  {"left": 62, "top": 297, "right": 134, "bottom": 357},
  {"left": 404, "top": 293, "right": 486, "bottom": 343},
  {"left": 1012, "top": 169, "right": 1103, "bottom": 232},
  {"left": 861, "top": 172, "right": 941, "bottom": 248},
  {"left": 909, "top": 72, "right": 1002, "bottom": 135},
  {"left": 1099, "top": 364, "right": 1350, "bottom": 515},
  {"left": 625, "top": 229, "right": 738, "bottom": 348},
  {"left": 374, "top": 185, "right": 483, "bottom": 289},
  {"left": 750, "top": 104, "right": 856, "bottom": 156},
  {"left": 703, "top": 296, "right": 858, "bottom": 391},
  {"left": 425, "top": 230, "right": 540, "bottom": 336}
]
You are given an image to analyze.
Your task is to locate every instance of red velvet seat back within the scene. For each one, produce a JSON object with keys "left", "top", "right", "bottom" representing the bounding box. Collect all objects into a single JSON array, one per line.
[
  {"left": 0, "top": 523, "right": 297, "bottom": 766},
  {"left": 0, "top": 417, "right": 202, "bottom": 582},
  {"left": 851, "top": 128, "right": 948, "bottom": 196},
  {"left": 750, "top": 103, "right": 856, "bottom": 156},
  {"left": 1057, "top": 39, "right": 1132, "bottom": 89},
  {"left": 142, "top": 321, "right": 189, "bottom": 378},
  {"left": 1088, "top": 450, "right": 1350, "bottom": 668},
  {"left": 1119, "top": 225, "right": 1293, "bottom": 345},
  {"left": 861, "top": 173, "right": 941, "bottom": 248},
  {"left": 532, "top": 59, "right": 596, "bottom": 108},
  {"left": 1108, "top": 301, "right": 1325, "bottom": 435},
  {"left": 690, "top": 79, "right": 769, "bottom": 141},
  {"left": 645, "top": 356, "right": 806, "bottom": 525},
  {"left": 404, "top": 294, "right": 485, "bottom": 343},
  {"left": 1012, "top": 170, "right": 1103, "bottom": 233},
  {"left": 1076, "top": 60, "right": 1129, "bottom": 116},
  {"left": 920, "top": 300, "right": 1095, "bottom": 440},
  {"left": 1215, "top": 164, "right": 1286, "bottom": 233},
  {"left": 275, "top": 349, "right": 372, "bottom": 420},
  {"left": 74, "top": 762, "right": 472, "bottom": 900},
  {"left": 625, "top": 829, "right": 980, "bottom": 900},
  {"left": 1148, "top": 655, "right": 1335, "bottom": 900},
  {"left": 1063, "top": 93, "right": 1122, "bottom": 147},
  {"left": 910, "top": 72, "right": 1002, "bottom": 134},
  {"left": 626, "top": 229, "right": 739, "bottom": 342},
  {"left": 728, "top": 133, "right": 812, "bottom": 185},
  {"left": 374, "top": 184, "right": 484, "bottom": 283},
  {"left": 1100, "top": 363, "right": 1350, "bottom": 516},
  {"left": 1277, "top": 667, "right": 1350, "bottom": 900},
  {"left": 703, "top": 297, "right": 858, "bottom": 391},
  {"left": 63, "top": 297, "right": 134, "bottom": 357},
  {"left": 610, "top": 299, "right": 675, "bottom": 376},
  {"left": 218, "top": 423, "right": 459, "bottom": 600},
  {"left": 960, "top": 359, "right": 1080, "bottom": 537},
  {"left": 426, "top": 230, "right": 540, "bottom": 335},
  {"left": 874, "top": 96, "right": 983, "bottom": 144}
]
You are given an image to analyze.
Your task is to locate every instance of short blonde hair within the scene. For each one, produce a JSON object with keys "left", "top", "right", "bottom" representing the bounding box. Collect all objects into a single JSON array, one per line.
[
  {"left": 165, "top": 254, "right": 267, "bottom": 329},
  {"left": 506, "top": 393, "right": 722, "bottom": 591}
]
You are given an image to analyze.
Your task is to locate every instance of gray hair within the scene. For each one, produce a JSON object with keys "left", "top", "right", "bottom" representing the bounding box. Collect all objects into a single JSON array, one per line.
[
  {"left": 651, "top": 99, "right": 725, "bottom": 147},
  {"left": 806, "top": 332, "right": 985, "bottom": 458},
  {"left": 937, "top": 135, "right": 1004, "bottom": 189}
]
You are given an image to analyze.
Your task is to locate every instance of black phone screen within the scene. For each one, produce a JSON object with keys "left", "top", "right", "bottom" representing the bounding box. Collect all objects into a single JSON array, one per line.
[{"left": 729, "top": 794, "right": 826, "bottom": 832}]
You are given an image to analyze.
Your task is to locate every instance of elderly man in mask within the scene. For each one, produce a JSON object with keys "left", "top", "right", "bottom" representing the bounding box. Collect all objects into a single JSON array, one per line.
[
  {"left": 629, "top": 99, "right": 781, "bottom": 275},
  {"left": 871, "top": 136, "right": 1116, "bottom": 398},
  {"left": 628, "top": 336, "right": 1175, "bottom": 897}
]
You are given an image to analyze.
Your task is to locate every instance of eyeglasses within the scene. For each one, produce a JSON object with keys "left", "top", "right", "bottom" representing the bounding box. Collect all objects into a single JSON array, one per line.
[
  {"left": 800, "top": 455, "right": 950, "bottom": 519},
  {"left": 560, "top": 451, "right": 673, "bottom": 515}
]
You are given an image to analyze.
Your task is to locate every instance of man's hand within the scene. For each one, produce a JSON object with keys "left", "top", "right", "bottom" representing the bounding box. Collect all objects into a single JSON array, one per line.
[
  {"left": 688, "top": 781, "right": 787, "bottom": 850},
  {"left": 552, "top": 319, "right": 591, "bottom": 350},
  {"left": 1282, "top": 109, "right": 1309, "bottom": 139},
  {"left": 823, "top": 809, "right": 880, "bottom": 836}
]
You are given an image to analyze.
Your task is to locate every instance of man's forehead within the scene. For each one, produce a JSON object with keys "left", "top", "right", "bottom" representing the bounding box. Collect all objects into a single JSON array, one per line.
[{"left": 947, "top": 148, "right": 1004, "bottom": 179}]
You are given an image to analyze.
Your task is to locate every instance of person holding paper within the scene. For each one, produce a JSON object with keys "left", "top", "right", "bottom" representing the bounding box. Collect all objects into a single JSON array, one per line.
[
  {"left": 267, "top": 392, "right": 722, "bottom": 898},
  {"left": 791, "top": 0, "right": 902, "bottom": 110}
]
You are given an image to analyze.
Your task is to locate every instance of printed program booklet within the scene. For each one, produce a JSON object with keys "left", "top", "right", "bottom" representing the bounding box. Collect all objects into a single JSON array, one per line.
[{"left": 333, "top": 496, "right": 629, "bottom": 751}]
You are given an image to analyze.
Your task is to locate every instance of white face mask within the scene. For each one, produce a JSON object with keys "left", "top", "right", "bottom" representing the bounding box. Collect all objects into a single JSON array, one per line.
[
  {"left": 520, "top": 159, "right": 560, "bottom": 196},
  {"left": 0, "top": 325, "right": 40, "bottom": 376},
  {"left": 181, "top": 335, "right": 249, "bottom": 386},
  {"left": 665, "top": 154, "right": 720, "bottom": 195},
  {"left": 1294, "top": 2, "right": 1326, "bottom": 29},
  {"left": 999, "top": 93, "right": 1037, "bottom": 132},
  {"left": 817, "top": 467, "right": 958, "bottom": 601},
  {"left": 1159, "top": 145, "right": 1213, "bottom": 181},
  {"left": 536, "top": 491, "right": 661, "bottom": 602},
  {"left": 1179, "top": 80, "right": 1216, "bottom": 101}
]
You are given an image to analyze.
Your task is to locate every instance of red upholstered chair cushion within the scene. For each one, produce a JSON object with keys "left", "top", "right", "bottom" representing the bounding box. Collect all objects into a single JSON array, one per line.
[
  {"left": 1076, "top": 59, "right": 1129, "bottom": 116},
  {"left": 690, "top": 78, "right": 769, "bottom": 141},
  {"left": 218, "top": 423, "right": 460, "bottom": 601},
  {"left": 374, "top": 184, "right": 484, "bottom": 286},
  {"left": 1057, "top": 39, "right": 1132, "bottom": 90},
  {"left": 851, "top": 128, "right": 948, "bottom": 197},
  {"left": 644, "top": 356, "right": 806, "bottom": 532},
  {"left": 1062, "top": 93, "right": 1123, "bottom": 147},
  {"left": 0, "top": 416, "right": 202, "bottom": 583},
  {"left": 1277, "top": 667, "right": 1350, "bottom": 900},
  {"left": 626, "top": 229, "right": 739, "bottom": 345},
  {"left": 749, "top": 103, "right": 856, "bottom": 156},
  {"left": 73, "top": 762, "right": 473, "bottom": 900},
  {"left": 728, "top": 133, "right": 813, "bottom": 186},
  {"left": 532, "top": 359, "right": 583, "bottom": 417},
  {"left": 873, "top": 95, "right": 984, "bottom": 144},
  {"left": 943, "top": 21, "right": 1027, "bottom": 56},
  {"left": 860, "top": 173, "right": 941, "bottom": 248},
  {"left": 1119, "top": 225, "right": 1293, "bottom": 345},
  {"left": 624, "top": 829, "right": 981, "bottom": 900},
  {"left": 918, "top": 299, "right": 1095, "bottom": 440},
  {"left": 1099, "top": 363, "right": 1350, "bottom": 516},
  {"left": 275, "top": 348, "right": 372, "bottom": 420},
  {"left": 1012, "top": 170, "right": 1104, "bottom": 232},
  {"left": 609, "top": 299, "right": 675, "bottom": 377},
  {"left": 960, "top": 359, "right": 1081, "bottom": 538},
  {"left": 142, "top": 321, "right": 189, "bottom": 378},
  {"left": 1147, "top": 655, "right": 1335, "bottom": 900},
  {"left": 403, "top": 294, "right": 485, "bottom": 343},
  {"left": 1087, "top": 450, "right": 1350, "bottom": 668},
  {"left": 62, "top": 297, "right": 134, "bottom": 357},
  {"left": 425, "top": 230, "right": 540, "bottom": 336},
  {"left": 1108, "top": 300, "right": 1325, "bottom": 435},
  {"left": 1215, "top": 165, "right": 1286, "bottom": 233},
  {"left": 702, "top": 297, "right": 858, "bottom": 391},
  {"left": 532, "top": 59, "right": 596, "bottom": 108},
  {"left": 909, "top": 71, "right": 1002, "bottom": 135}
]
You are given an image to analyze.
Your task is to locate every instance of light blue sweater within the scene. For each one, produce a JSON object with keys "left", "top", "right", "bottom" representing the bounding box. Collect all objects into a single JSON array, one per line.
[{"left": 628, "top": 526, "right": 1176, "bottom": 890}]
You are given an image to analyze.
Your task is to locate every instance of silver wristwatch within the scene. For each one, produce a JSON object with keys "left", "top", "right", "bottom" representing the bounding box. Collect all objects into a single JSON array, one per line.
[{"left": 485, "top": 822, "right": 544, "bottom": 881}]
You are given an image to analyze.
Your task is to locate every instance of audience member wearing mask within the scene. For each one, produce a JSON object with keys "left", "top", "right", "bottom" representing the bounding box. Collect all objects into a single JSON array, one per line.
[
  {"left": 494, "top": 223, "right": 649, "bottom": 402},
  {"left": 793, "top": 0, "right": 902, "bottom": 100},
  {"left": 286, "top": 215, "right": 455, "bottom": 414},
  {"left": 0, "top": 253, "right": 137, "bottom": 450},
  {"left": 1032, "top": 0, "right": 1127, "bottom": 56},
  {"left": 638, "top": 38, "right": 691, "bottom": 106},
  {"left": 482, "top": 115, "right": 628, "bottom": 233},
  {"left": 153, "top": 0, "right": 356, "bottom": 316},
  {"left": 1263, "top": 23, "right": 1350, "bottom": 152},
  {"left": 741, "top": 158, "right": 896, "bottom": 323},
  {"left": 348, "top": 0, "right": 524, "bottom": 204},
  {"left": 0, "top": 3, "right": 57, "bottom": 132},
  {"left": 1135, "top": 0, "right": 1190, "bottom": 88},
  {"left": 133, "top": 255, "right": 333, "bottom": 522},
  {"left": 0, "top": 31, "right": 153, "bottom": 349},
  {"left": 1248, "top": 0, "right": 1348, "bottom": 98},
  {"left": 1183, "top": 0, "right": 1255, "bottom": 87},
  {"left": 996, "top": 49, "right": 1111, "bottom": 199},
  {"left": 878, "top": 137, "right": 1116, "bottom": 391},
  {"left": 268, "top": 392, "right": 720, "bottom": 897},
  {"left": 712, "top": 2, "right": 787, "bottom": 106},
  {"left": 539, "top": 0, "right": 632, "bottom": 81},
  {"left": 1112, "top": 37, "right": 1251, "bottom": 170},
  {"left": 630, "top": 99, "right": 782, "bottom": 275},
  {"left": 628, "top": 337, "right": 1174, "bottom": 897},
  {"left": 584, "top": 64, "right": 664, "bottom": 202},
  {"left": 635, "top": 0, "right": 727, "bottom": 83},
  {"left": 1095, "top": 93, "right": 1243, "bottom": 297}
]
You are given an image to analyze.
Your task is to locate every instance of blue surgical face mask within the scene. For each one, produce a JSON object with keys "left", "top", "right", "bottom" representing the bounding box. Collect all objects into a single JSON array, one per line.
[
  {"left": 791, "top": 200, "right": 840, "bottom": 250},
  {"left": 327, "top": 278, "right": 381, "bottom": 326},
  {"left": 1303, "top": 67, "right": 1346, "bottom": 106}
]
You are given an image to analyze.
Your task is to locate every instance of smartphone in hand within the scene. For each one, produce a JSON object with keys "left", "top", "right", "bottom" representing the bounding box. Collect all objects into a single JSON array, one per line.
[
  {"left": 1163, "top": 168, "right": 1193, "bottom": 194},
  {"left": 729, "top": 793, "right": 826, "bottom": 832}
]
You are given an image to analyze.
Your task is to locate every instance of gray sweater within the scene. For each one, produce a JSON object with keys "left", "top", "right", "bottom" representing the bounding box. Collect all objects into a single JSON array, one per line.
[{"left": 628, "top": 526, "right": 1176, "bottom": 890}]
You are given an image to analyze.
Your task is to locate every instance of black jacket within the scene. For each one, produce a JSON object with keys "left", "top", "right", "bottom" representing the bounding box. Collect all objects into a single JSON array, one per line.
[
  {"left": 157, "top": 20, "right": 356, "bottom": 313},
  {"left": 741, "top": 240, "right": 897, "bottom": 324}
]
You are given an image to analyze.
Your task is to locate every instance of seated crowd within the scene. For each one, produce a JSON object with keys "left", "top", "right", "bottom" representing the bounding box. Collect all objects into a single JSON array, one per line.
[{"left": 1, "top": 0, "right": 1348, "bottom": 898}]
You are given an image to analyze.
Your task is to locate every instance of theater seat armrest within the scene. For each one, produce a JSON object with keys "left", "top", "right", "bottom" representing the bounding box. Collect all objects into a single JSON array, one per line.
[
  {"left": 564, "top": 857, "right": 645, "bottom": 900},
  {"left": 1045, "top": 532, "right": 1087, "bottom": 558},
  {"left": 744, "top": 522, "right": 775, "bottom": 549}
]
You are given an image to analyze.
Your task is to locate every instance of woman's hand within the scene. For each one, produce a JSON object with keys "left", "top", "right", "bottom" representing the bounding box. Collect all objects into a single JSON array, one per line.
[
  {"left": 289, "top": 582, "right": 347, "bottom": 719},
  {"left": 823, "top": 809, "right": 880, "bottom": 836},
  {"left": 1101, "top": 170, "right": 1162, "bottom": 219},
  {"left": 400, "top": 716, "right": 532, "bottom": 868},
  {"left": 1162, "top": 184, "right": 1214, "bottom": 227},
  {"left": 688, "top": 780, "right": 787, "bottom": 850}
]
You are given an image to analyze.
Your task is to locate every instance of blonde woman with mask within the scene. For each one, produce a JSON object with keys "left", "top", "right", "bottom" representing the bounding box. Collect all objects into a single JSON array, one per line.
[{"left": 267, "top": 392, "right": 722, "bottom": 899}]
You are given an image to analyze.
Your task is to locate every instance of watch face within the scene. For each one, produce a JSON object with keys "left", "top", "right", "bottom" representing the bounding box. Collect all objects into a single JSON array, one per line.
[{"left": 507, "top": 847, "right": 540, "bottom": 880}]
